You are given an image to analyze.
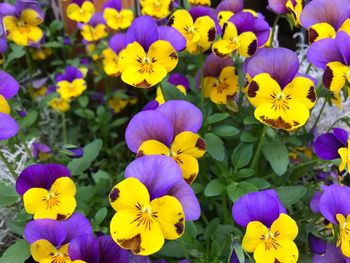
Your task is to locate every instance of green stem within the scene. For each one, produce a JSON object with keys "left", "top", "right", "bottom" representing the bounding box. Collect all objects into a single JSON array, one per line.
[
  {"left": 250, "top": 125, "right": 267, "bottom": 169},
  {"left": 19, "top": 133, "right": 35, "bottom": 162},
  {"left": 25, "top": 49, "right": 33, "bottom": 86},
  {"left": 0, "top": 149, "right": 17, "bottom": 179},
  {"left": 62, "top": 113, "right": 67, "bottom": 145},
  {"left": 312, "top": 99, "right": 327, "bottom": 131},
  {"left": 269, "top": 15, "right": 280, "bottom": 48},
  {"left": 305, "top": 63, "right": 312, "bottom": 74}
]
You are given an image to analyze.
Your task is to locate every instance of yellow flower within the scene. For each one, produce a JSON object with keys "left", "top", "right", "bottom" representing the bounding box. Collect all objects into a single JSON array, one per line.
[
  {"left": 31, "top": 241, "right": 70, "bottom": 263},
  {"left": 338, "top": 140, "right": 350, "bottom": 172},
  {"left": 103, "top": 8, "right": 134, "bottom": 30},
  {"left": 108, "top": 96, "right": 137, "bottom": 113},
  {"left": 3, "top": 9, "right": 43, "bottom": 46},
  {"left": 189, "top": 0, "right": 211, "bottom": 6},
  {"left": 57, "top": 79, "right": 87, "bottom": 99},
  {"left": 286, "top": 0, "right": 303, "bottom": 27},
  {"left": 67, "top": 1, "right": 95, "bottom": 23},
  {"left": 168, "top": 9, "right": 216, "bottom": 54},
  {"left": 308, "top": 18, "right": 350, "bottom": 43},
  {"left": 204, "top": 66, "right": 239, "bottom": 104},
  {"left": 102, "top": 48, "right": 120, "bottom": 76},
  {"left": 31, "top": 48, "right": 53, "bottom": 61},
  {"left": 137, "top": 131, "right": 206, "bottom": 183},
  {"left": 48, "top": 97, "right": 71, "bottom": 113},
  {"left": 242, "top": 214, "right": 299, "bottom": 263},
  {"left": 119, "top": 40, "right": 179, "bottom": 88},
  {"left": 109, "top": 177, "right": 185, "bottom": 256},
  {"left": 80, "top": 24, "right": 108, "bottom": 42},
  {"left": 140, "top": 0, "right": 172, "bottom": 20},
  {"left": 23, "top": 177, "right": 77, "bottom": 220},
  {"left": 336, "top": 214, "right": 350, "bottom": 257}
]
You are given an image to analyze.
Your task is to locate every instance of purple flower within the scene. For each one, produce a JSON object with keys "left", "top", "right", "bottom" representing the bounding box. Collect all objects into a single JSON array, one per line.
[
  {"left": 64, "top": 146, "right": 84, "bottom": 159},
  {"left": 124, "top": 155, "right": 201, "bottom": 220},
  {"left": 310, "top": 191, "right": 322, "bottom": 213},
  {"left": 309, "top": 234, "right": 327, "bottom": 255},
  {"left": 168, "top": 73, "right": 190, "bottom": 91},
  {"left": 15, "top": 0, "right": 44, "bottom": 20},
  {"left": 56, "top": 66, "right": 84, "bottom": 83},
  {"left": 31, "top": 143, "right": 52, "bottom": 160},
  {"left": 313, "top": 128, "right": 348, "bottom": 160},
  {"left": 232, "top": 189, "right": 286, "bottom": 227}
]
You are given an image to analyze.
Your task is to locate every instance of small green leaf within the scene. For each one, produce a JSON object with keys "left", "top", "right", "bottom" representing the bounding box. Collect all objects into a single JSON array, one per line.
[
  {"left": 19, "top": 111, "right": 38, "bottom": 129},
  {"left": 227, "top": 182, "right": 258, "bottom": 202},
  {"left": 0, "top": 183, "right": 19, "bottom": 207},
  {"left": 204, "top": 179, "right": 225, "bottom": 197},
  {"left": 262, "top": 139, "right": 289, "bottom": 176},
  {"left": 204, "top": 133, "right": 225, "bottom": 161},
  {"left": 240, "top": 131, "right": 257, "bottom": 142},
  {"left": 161, "top": 81, "right": 186, "bottom": 101},
  {"left": 206, "top": 113, "right": 230, "bottom": 125},
  {"left": 74, "top": 109, "right": 95, "bottom": 119},
  {"left": 0, "top": 240, "right": 30, "bottom": 263},
  {"left": 213, "top": 125, "right": 240, "bottom": 137},
  {"left": 78, "top": 96, "right": 89, "bottom": 108},
  {"left": 246, "top": 178, "right": 271, "bottom": 189},
  {"left": 237, "top": 168, "right": 255, "bottom": 179},
  {"left": 276, "top": 186, "right": 307, "bottom": 207},
  {"left": 231, "top": 143, "right": 253, "bottom": 169},
  {"left": 94, "top": 207, "right": 108, "bottom": 226}
]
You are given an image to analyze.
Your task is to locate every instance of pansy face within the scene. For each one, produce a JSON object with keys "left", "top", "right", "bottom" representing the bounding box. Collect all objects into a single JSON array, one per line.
[
  {"left": 109, "top": 177, "right": 185, "bottom": 256},
  {"left": 80, "top": 24, "right": 108, "bottom": 42},
  {"left": 204, "top": 66, "right": 239, "bottom": 104},
  {"left": 285, "top": 0, "right": 303, "bottom": 27},
  {"left": 31, "top": 241, "right": 71, "bottom": 263},
  {"left": 3, "top": 9, "right": 43, "bottom": 46},
  {"left": 67, "top": 1, "right": 95, "bottom": 23},
  {"left": 168, "top": 9, "right": 216, "bottom": 54},
  {"left": 48, "top": 97, "right": 71, "bottom": 113},
  {"left": 140, "top": 0, "right": 172, "bottom": 20},
  {"left": 103, "top": 8, "right": 134, "bottom": 30}
]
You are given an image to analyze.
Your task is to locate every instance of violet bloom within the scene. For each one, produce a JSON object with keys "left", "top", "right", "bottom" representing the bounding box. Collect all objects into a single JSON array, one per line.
[
  {"left": 31, "top": 142, "right": 52, "bottom": 161},
  {"left": 307, "top": 32, "right": 350, "bottom": 107},
  {"left": 124, "top": 155, "right": 201, "bottom": 221},
  {"left": 313, "top": 244, "right": 350, "bottom": 263},
  {"left": 300, "top": 0, "right": 350, "bottom": 43},
  {"left": 125, "top": 100, "right": 206, "bottom": 184},
  {"left": 313, "top": 128, "right": 349, "bottom": 172},
  {"left": 24, "top": 213, "right": 93, "bottom": 263},
  {"left": 64, "top": 146, "right": 84, "bottom": 159},
  {"left": 189, "top": 6, "right": 221, "bottom": 33},
  {"left": 56, "top": 66, "right": 87, "bottom": 99},
  {"left": 68, "top": 234, "right": 129, "bottom": 263},
  {"left": 0, "top": 70, "right": 19, "bottom": 141}
]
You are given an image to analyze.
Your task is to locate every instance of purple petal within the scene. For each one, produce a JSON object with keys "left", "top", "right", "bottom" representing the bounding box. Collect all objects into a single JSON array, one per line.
[
  {"left": 230, "top": 250, "right": 241, "bottom": 263},
  {"left": 216, "top": 0, "right": 244, "bottom": 14},
  {"left": 129, "top": 254, "right": 151, "bottom": 263},
  {"left": 189, "top": 6, "right": 221, "bottom": 33},
  {"left": 103, "top": 0, "right": 121, "bottom": 11},
  {"left": 157, "top": 100, "right": 203, "bottom": 136},
  {"left": 167, "top": 180, "right": 201, "bottom": 221},
  {"left": 125, "top": 110, "right": 174, "bottom": 152},
  {"left": 253, "top": 17, "right": 271, "bottom": 47},
  {"left": 24, "top": 219, "right": 66, "bottom": 247},
  {"left": 228, "top": 12, "right": 254, "bottom": 34},
  {"left": 56, "top": 66, "right": 83, "bottom": 83},
  {"left": 312, "top": 244, "right": 348, "bottom": 263},
  {"left": 168, "top": 73, "right": 190, "bottom": 91},
  {"left": 109, "top": 33, "right": 126, "bottom": 54},
  {"left": 333, "top": 128, "right": 348, "bottom": 146},
  {"left": 313, "top": 133, "right": 344, "bottom": 160},
  {"left": 310, "top": 191, "right": 321, "bottom": 213},
  {"left": 16, "top": 164, "right": 71, "bottom": 195},
  {"left": 98, "top": 235, "right": 129, "bottom": 263},
  {"left": 309, "top": 234, "right": 326, "bottom": 255},
  {"left": 232, "top": 190, "right": 285, "bottom": 227},
  {"left": 157, "top": 26, "right": 186, "bottom": 51},
  {"left": 307, "top": 37, "right": 345, "bottom": 69},
  {"left": 31, "top": 143, "right": 51, "bottom": 159},
  {"left": 61, "top": 213, "right": 93, "bottom": 244},
  {"left": 15, "top": 0, "right": 44, "bottom": 20},
  {"left": 300, "top": 0, "right": 350, "bottom": 29},
  {"left": 0, "top": 70, "right": 19, "bottom": 99},
  {"left": 125, "top": 16, "right": 158, "bottom": 51},
  {"left": 0, "top": 3, "right": 15, "bottom": 21},
  {"left": 68, "top": 235, "right": 99, "bottom": 263},
  {"left": 0, "top": 113, "right": 19, "bottom": 141},
  {"left": 267, "top": 0, "right": 288, "bottom": 14},
  {"left": 142, "top": 100, "right": 159, "bottom": 111},
  {"left": 337, "top": 31, "right": 350, "bottom": 66},
  {"left": 245, "top": 48, "right": 299, "bottom": 88},
  {"left": 125, "top": 155, "right": 183, "bottom": 199},
  {"left": 319, "top": 184, "right": 350, "bottom": 224}
]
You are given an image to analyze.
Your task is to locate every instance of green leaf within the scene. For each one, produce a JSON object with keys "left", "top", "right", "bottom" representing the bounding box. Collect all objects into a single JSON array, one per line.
[
  {"left": 206, "top": 113, "right": 230, "bottom": 125},
  {"left": 204, "top": 133, "right": 225, "bottom": 161},
  {"left": 262, "top": 139, "right": 289, "bottom": 175},
  {"left": 74, "top": 108, "right": 95, "bottom": 119},
  {"left": 231, "top": 143, "right": 253, "bottom": 169},
  {"left": 240, "top": 131, "right": 257, "bottom": 142},
  {"left": 246, "top": 178, "right": 271, "bottom": 189},
  {"left": 0, "top": 240, "right": 30, "bottom": 263},
  {"left": 276, "top": 186, "right": 307, "bottom": 207},
  {"left": 78, "top": 96, "right": 89, "bottom": 108},
  {"left": 19, "top": 111, "right": 38, "bottom": 129},
  {"left": 236, "top": 168, "right": 255, "bottom": 179},
  {"left": 0, "top": 183, "right": 19, "bottom": 207},
  {"left": 227, "top": 182, "right": 258, "bottom": 202},
  {"left": 68, "top": 139, "right": 103, "bottom": 175},
  {"left": 213, "top": 125, "right": 240, "bottom": 137},
  {"left": 160, "top": 81, "right": 186, "bottom": 101},
  {"left": 234, "top": 243, "right": 245, "bottom": 263},
  {"left": 49, "top": 20, "right": 64, "bottom": 32},
  {"left": 204, "top": 179, "right": 225, "bottom": 197},
  {"left": 94, "top": 207, "right": 108, "bottom": 226},
  {"left": 4, "top": 45, "right": 25, "bottom": 68}
]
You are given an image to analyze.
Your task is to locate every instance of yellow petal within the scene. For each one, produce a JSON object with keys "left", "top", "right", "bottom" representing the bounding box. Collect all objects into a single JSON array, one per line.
[
  {"left": 274, "top": 239, "right": 299, "bottom": 263},
  {"left": 119, "top": 42, "right": 146, "bottom": 70},
  {"left": 171, "top": 131, "right": 206, "bottom": 158},
  {"left": 23, "top": 188, "right": 49, "bottom": 214},
  {"left": 210, "top": 66, "right": 239, "bottom": 104},
  {"left": 20, "top": 9, "right": 43, "bottom": 26},
  {"left": 121, "top": 64, "right": 167, "bottom": 88},
  {"left": 339, "top": 18, "right": 350, "bottom": 35},
  {"left": 109, "top": 177, "right": 150, "bottom": 212},
  {"left": 253, "top": 242, "right": 276, "bottom": 263},
  {"left": 110, "top": 209, "right": 164, "bottom": 255},
  {"left": 50, "top": 177, "right": 76, "bottom": 197},
  {"left": 204, "top": 77, "right": 218, "bottom": 98},
  {"left": 217, "top": 11, "right": 234, "bottom": 27},
  {"left": 137, "top": 140, "right": 170, "bottom": 158},
  {"left": 155, "top": 86, "right": 166, "bottom": 104},
  {"left": 323, "top": 62, "right": 348, "bottom": 104},
  {"left": 0, "top": 95, "right": 10, "bottom": 114},
  {"left": 31, "top": 240, "right": 60, "bottom": 262},
  {"left": 212, "top": 39, "right": 236, "bottom": 58},
  {"left": 168, "top": 10, "right": 194, "bottom": 41},
  {"left": 3, "top": 16, "right": 18, "bottom": 31},
  {"left": 57, "top": 79, "right": 87, "bottom": 99},
  {"left": 148, "top": 40, "right": 178, "bottom": 72},
  {"left": 150, "top": 195, "right": 185, "bottom": 239},
  {"left": 67, "top": 2, "right": 95, "bottom": 23},
  {"left": 104, "top": 9, "right": 134, "bottom": 30},
  {"left": 270, "top": 214, "right": 298, "bottom": 240},
  {"left": 102, "top": 48, "right": 120, "bottom": 76},
  {"left": 308, "top": 23, "right": 336, "bottom": 43},
  {"left": 237, "top": 31, "right": 258, "bottom": 57},
  {"left": 338, "top": 147, "right": 349, "bottom": 172},
  {"left": 173, "top": 153, "right": 199, "bottom": 184},
  {"left": 194, "top": 16, "right": 217, "bottom": 52},
  {"left": 242, "top": 221, "right": 268, "bottom": 253}
]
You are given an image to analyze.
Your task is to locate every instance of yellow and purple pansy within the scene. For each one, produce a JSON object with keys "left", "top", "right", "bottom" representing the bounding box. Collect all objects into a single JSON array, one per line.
[
  {"left": 140, "top": 0, "right": 173, "bottom": 20},
  {"left": 125, "top": 100, "right": 206, "bottom": 184},
  {"left": 67, "top": 0, "right": 95, "bottom": 23},
  {"left": 232, "top": 190, "right": 299, "bottom": 263},
  {"left": 2, "top": 0, "right": 44, "bottom": 46},
  {"left": 16, "top": 164, "right": 77, "bottom": 220},
  {"left": 245, "top": 47, "right": 317, "bottom": 131},
  {"left": 268, "top": 0, "right": 303, "bottom": 27},
  {"left": 109, "top": 155, "right": 200, "bottom": 255},
  {"left": 56, "top": 66, "right": 87, "bottom": 100},
  {"left": 0, "top": 70, "right": 19, "bottom": 141},
  {"left": 80, "top": 12, "right": 108, "bottom": 42},
  {"left": 307, "top": 31, "right": 350, "bottom": 107},
  {"left": 215, "top": 0, "right": 244, "bottom": 27},
  {"left": 103, "top": 0, "right": 134, "bottom": 30},
  {"left": 119, "top": 16, "right": 186, "bottom": 88},
  {"left": 300, "top": 0, "right": 350, "bottom": 43}
]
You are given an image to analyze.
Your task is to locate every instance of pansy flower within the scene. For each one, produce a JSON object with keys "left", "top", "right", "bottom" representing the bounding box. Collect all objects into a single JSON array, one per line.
[
  {"left": 232, "top": 190, "right": 299, "bottom": 263},
  {"left": 103, "top": 0, "right": 134, "bottom": 30},
  {"left": 307, "top": 32, "right": 350, "bottom": 107},
  {"left": 189, "top": 0, "right": 211, "bottom": 6},
  {"left": 319, "top": 184, "right": 350, "bottom": 257},
  {"left": 155, "top": 73, "right": 189, "bottom": 104},
  {"left": 314, "top": 128, "right": 350, "bottom": 172},
  {"left": 212, "top": 11, "right": 270, "bottom": 58},
  {"left": 67, "top": 0, "right": 95, "bottom": 23},
  {"left": 16, "top": 164, "right": 77, "bottom": 220},
  {"left": 48, "top": 97, "right": 71, "bottom": 113},
  {"left": 68, "top": 234, "right": 129, "bottom": 262},
  {"left": 300, "top": 0, "right": 350, "bottom": 43},
  {"left": 3, "top": 0, "right": 44, "bottom": 46},
  {"left": 268, "top": 0, "right": 303, "bottom": 27},
  {"left": 119, "top": 16, "right": 186, "bottom": 88},
  {"left": 139, "top": 0, "right": 173, "bottom": 20},
  {"left": 56, "top": 66, "right": 87, "bottom": 99},
  {"left": 102, "top": 33, "right": 125, "bottom": 76},
  {"left": 216, "top": 0, "right": 244, "bottom": 27},
  {"left": 245, "top": 48, "right": 317, "bottom": 131},
  {"left": 125, "top": 100, "right": 206, "bottom": 184},
  {"left": 109, "top": 155, "right": 200, "bottom": 255},
  {"left": 0, "top": 70, "right": 19, "bottom": 141},
  {"left": 168, "top": 9, "right": 216, "bottom": 54},
  {"left": 24, "top": 213, "right": 92, "bottom": 263},
  {"left": 108, "top": 95, "right": 137, "bottom": 114},
  {"left": 80, "top": 12, "right": 108, "bottom": 42},
  {"left": 201, "top": 54, "right": 238, "bottom": 104},
  {"left": 32, "top": 142, "right": 52, "bottom": 161}
]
